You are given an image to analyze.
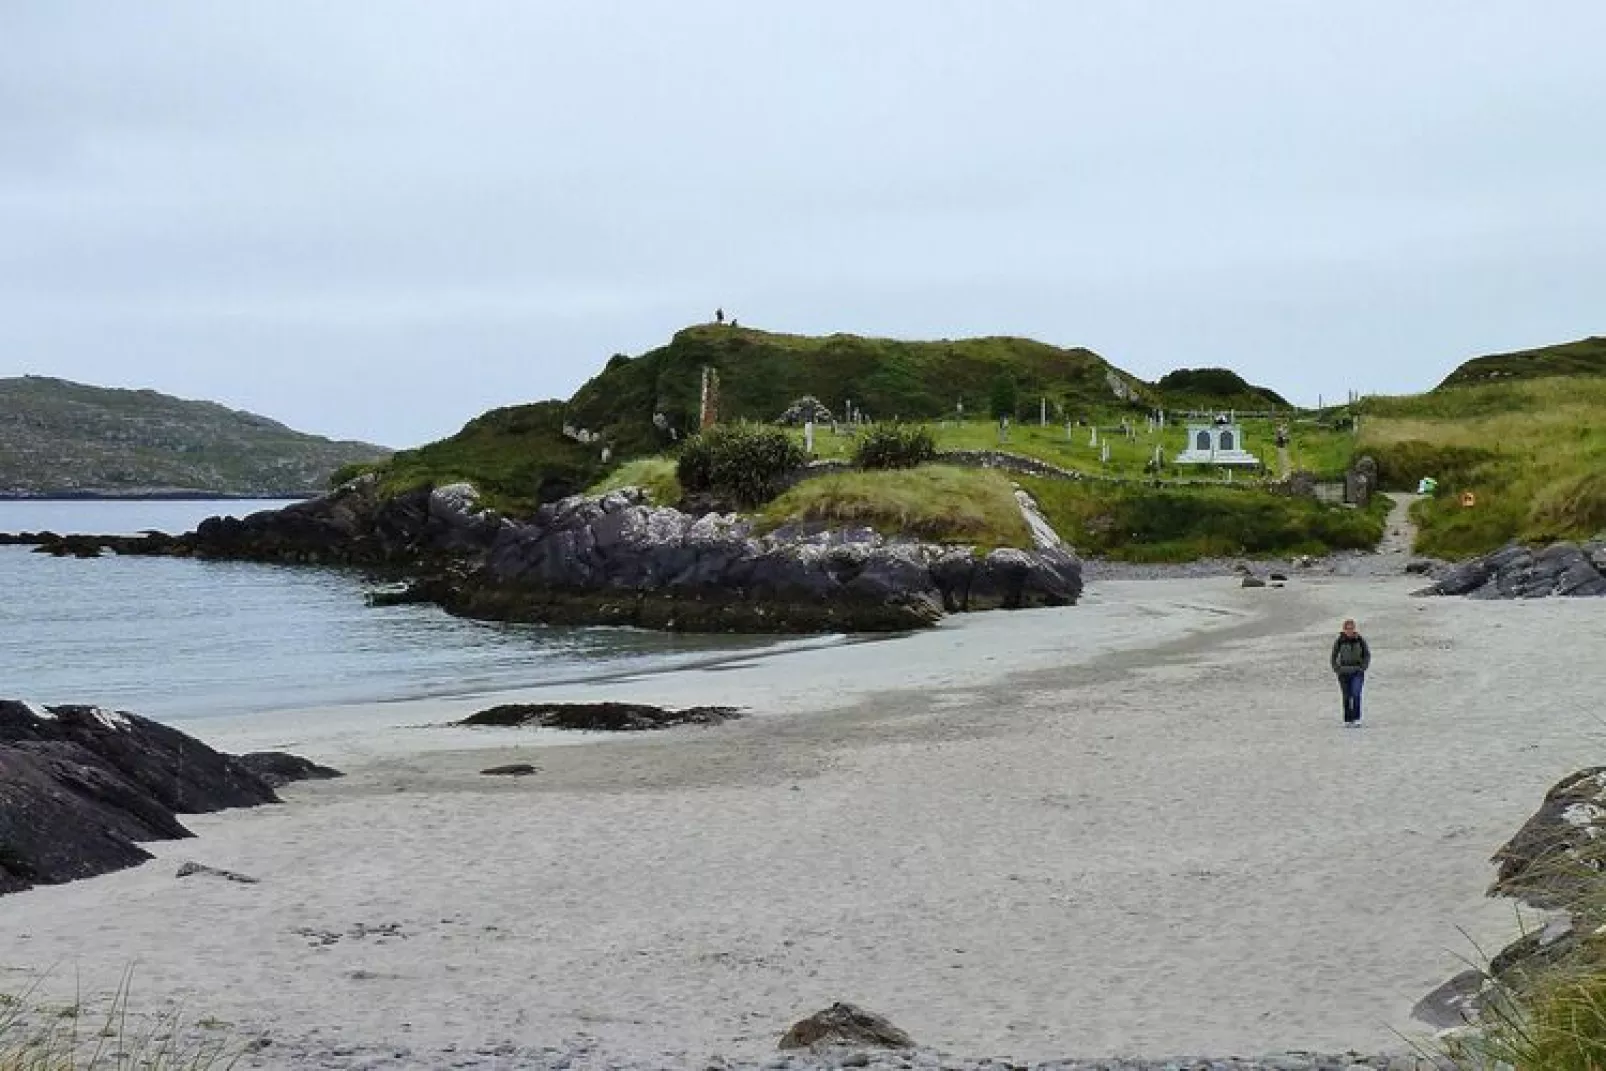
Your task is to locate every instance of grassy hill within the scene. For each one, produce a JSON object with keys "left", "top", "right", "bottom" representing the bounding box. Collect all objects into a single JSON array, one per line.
[
  {"left": 383, "top": 324, "right": 1317, "bottom": 513},
  {"left": 566, "top": 324, "right": 1154, "bottom": 456},
  {"left": 0, "top": 376, "right": 389, "bottom": 498},
  {"left": 1359, "top": 376, "right": 1606, "bottom": 556},
  {"left": 363, "top": 322, "right": 1606, "bottom": 561},
  {"left": 1435, "top": 336, "right": 1606, "bottom": 390}
]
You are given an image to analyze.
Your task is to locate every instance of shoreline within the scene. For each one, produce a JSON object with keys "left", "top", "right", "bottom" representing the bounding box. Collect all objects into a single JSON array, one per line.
[
  {"left": 178, "top": 579, "right": 1244, "bottom": 765},
  {"left": 7, "top": 572, "right": 1598, "bottom": 1065}
]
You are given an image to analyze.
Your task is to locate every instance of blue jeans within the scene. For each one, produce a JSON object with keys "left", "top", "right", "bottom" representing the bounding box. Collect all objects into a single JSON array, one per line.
[{"left": 1339, "top": 672, "right": 1365, "bottom": 723}]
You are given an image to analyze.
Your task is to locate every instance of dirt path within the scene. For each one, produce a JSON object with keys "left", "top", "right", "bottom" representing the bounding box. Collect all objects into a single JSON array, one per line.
[{"left": 1376, "top": 492, "right": 1421, "bottom": 558}]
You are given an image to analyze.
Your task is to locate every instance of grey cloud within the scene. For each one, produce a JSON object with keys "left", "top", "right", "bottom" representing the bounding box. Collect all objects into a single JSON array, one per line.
[{"left": 2, "top": 2, "right": 1603, "bottom": 446}]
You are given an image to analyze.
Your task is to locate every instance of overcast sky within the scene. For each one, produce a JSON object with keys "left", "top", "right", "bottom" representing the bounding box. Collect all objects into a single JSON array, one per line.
[{"left": 3, "top": 3, "right": 1603, "bottom": 447}]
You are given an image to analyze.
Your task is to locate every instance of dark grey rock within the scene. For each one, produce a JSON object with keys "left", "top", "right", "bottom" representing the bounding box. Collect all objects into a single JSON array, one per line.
[
  {"left": 461, "top": 703, "right": 742, "bottom": 732},
  {"left": 1242, "top": 575, "right": 1267, "bottom": 588},
  {"left": 176, "top": 860, "right": 259, "bottom": 883},
  {"left": 1416, "top": 540, "right": 1606, "bottom": 600},
  {"left": 480, "top": 764, "right": 538, "bottom": 776},
  {"left": 0, "top": 700, "right": 317, "bottom": 895},
  {"left": 235, "top": 751, "right": 345, "bottom": 788},
  {"left": 778, "top": 1003, "right": 915, "bottom": 1051},
  {"left": 61, "top": 481, "right": 1083, "bottom": 633},
  {"left": 1488, "top": 766, "right": 1606, "bottom": 909}
]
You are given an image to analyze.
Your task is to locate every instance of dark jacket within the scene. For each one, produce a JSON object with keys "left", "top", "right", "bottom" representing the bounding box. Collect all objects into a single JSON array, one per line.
[{"left": 1331, "top": 634, "right": 1371, "bottom": 676}]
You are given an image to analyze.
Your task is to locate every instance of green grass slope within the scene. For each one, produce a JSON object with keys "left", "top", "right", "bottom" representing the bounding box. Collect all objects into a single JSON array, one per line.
[
  {"left": 1359, "top": 376, "right": 1606, "bottom": 556},
  {"left": 0, "top": 376, "right": 389, "bottom": 497},
  {"left": 370, "top": 401, "right": 601, "bottom": 510},
  {"left": 1436, "top": 336, "right": 1606, "bottom": 390}
]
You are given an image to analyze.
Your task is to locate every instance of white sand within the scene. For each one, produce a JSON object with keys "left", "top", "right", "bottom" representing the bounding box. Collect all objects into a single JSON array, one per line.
[{"left": 5, "top": 576, "right": 1606, "bottom": 1064}]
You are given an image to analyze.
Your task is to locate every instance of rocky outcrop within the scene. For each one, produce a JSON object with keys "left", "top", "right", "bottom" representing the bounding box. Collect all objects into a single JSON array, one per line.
[
  {"left": 8, "top": 479, "right": 1084, "bottom": 634},
  {"left": 235, "top": 751, "right": 346, "bottom": 788},
  {"left": 434, "top": 488, "right": 1081, "bottom": 633},
  {"left": 0, "top": 700, "right": 339, "bottom": 895},
  {"left": 778, "top": 1003, "right": 915, "bottom": 1051},
  {"left": 1415, "top": 540, "right": 1606, "bottom": 599},
  {"left": 1417, "top": 766, "right": 1606, "bottom": 1030},
  {"left": 461, "top": 702, "right": 741, "bottom": 731},
  {"left": 1487, "top": 766, "right": 1606, "bottom": 910}
]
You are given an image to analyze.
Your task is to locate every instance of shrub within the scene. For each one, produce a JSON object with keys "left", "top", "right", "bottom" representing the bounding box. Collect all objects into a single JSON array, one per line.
[
  {"left": 676, "top": 422, "right": 806, "bottom": 508},
  {"left": 989, "top": 375, "right": 1018, "bottom": 420},
  {"left": 854, "top": 424, "right": 937, "bottom": 470}
]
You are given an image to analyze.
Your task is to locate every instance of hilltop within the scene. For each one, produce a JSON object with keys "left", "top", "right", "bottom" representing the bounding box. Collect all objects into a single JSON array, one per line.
[
  {"left": 1435, "top": 335, "right": 1606, "bottom": 389},
  {"left": 567, "top": 325, "right": 1152, "bottom": 455},
  {"left": 381, "top": 324, "right": 1293, "bottom": 513},
  {"left": 0, "top": 376, "right": 390, "bottom": 498}
]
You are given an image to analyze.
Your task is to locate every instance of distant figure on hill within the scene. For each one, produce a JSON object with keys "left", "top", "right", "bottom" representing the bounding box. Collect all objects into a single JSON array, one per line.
[
  {"left": 1330, "top": 619, "right": 1372, "bottom": 727},
  {"left": 714, "top": 307, "right": 724, "bottom": 325}
]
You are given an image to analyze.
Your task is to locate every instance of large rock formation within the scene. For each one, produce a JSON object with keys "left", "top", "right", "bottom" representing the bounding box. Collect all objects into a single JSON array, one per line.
[
  {"left": 1415, "top": 540, "right": 1606, "bottom": 599},
  {"left": 0, "top": 700, "right": 340, "bottom": 895},
  {"left": 435, "top": 488, "right": 1082, "bottom": 632},
  {"left": 10, "top": 478, "right": 1083, "bottom": 634},
  {"left": 1416, "top": 767, "right": 1606, "bottom": 1030}
]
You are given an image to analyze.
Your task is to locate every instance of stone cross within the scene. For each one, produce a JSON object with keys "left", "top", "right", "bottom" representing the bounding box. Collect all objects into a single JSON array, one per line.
[
  {"left": 1040, "top": 398, "right": 1047, "bottom": 426},
  {"left": 1090, "top": 427, "right": 1099, "bottom": 448},
  {"left": 1100, "top": 441, "right": 1111, "bottom": 464},
  {"left": 804, "top": 420, "right": 815, "bottom": 454}
]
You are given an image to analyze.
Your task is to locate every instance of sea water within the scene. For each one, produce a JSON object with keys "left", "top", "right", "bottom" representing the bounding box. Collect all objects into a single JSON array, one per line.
[{"left": 0, "top": 500, "right": 813, "bottom": 724}]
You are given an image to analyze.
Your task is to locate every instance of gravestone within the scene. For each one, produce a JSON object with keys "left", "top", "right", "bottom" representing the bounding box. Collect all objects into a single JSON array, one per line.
[{"left": 1345, "top": 456, "right": 1377, "bottom": 507}]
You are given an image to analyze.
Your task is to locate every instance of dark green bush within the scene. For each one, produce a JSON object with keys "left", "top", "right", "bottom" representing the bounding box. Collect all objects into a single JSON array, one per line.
[
  {"left": 854, "top": 424, "right": 937, "bottom": 470},
  {"left": 676, "top": 422, "right": 806, "bottom": 508}
]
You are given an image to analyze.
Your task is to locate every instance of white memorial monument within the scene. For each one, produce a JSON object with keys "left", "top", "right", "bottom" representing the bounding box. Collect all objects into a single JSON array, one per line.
[{"left": 1174, "top": 419, "right": 1261, "bottom": 467}]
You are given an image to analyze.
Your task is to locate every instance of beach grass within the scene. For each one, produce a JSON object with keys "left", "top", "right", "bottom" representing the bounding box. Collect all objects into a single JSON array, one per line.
[
  {"left": 0, "top": 973, "right": 237, "bottom": 1071},
  {"left": 758, "top": 465, "right": 1032, "bottom": 549}
]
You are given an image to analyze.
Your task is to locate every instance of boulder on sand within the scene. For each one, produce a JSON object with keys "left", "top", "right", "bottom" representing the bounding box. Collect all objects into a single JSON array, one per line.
[{"left": 778, "top": 1002, "right": 915, "bottom": 1051}]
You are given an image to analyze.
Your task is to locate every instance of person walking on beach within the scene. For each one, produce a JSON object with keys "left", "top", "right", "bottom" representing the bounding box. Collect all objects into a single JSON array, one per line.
[{"left": 1330, "top": 618, "right": 1371, "bottom": 726}]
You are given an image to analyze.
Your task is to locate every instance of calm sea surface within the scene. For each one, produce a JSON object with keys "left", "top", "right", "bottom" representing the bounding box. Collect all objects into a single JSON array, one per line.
[{"left": 0, "top": 500, "right": 805, "bottom": 723}]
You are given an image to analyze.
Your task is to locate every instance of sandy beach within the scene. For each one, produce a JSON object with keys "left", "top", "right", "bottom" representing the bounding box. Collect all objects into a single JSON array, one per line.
[{"left": 5, "top": 573, "right": 1605, "bottom": 1067}]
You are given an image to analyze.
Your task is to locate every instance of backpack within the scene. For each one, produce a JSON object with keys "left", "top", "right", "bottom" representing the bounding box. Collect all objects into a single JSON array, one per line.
[{"left": 1336, "top": 636, "right": 1366, "bottom": 669}]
